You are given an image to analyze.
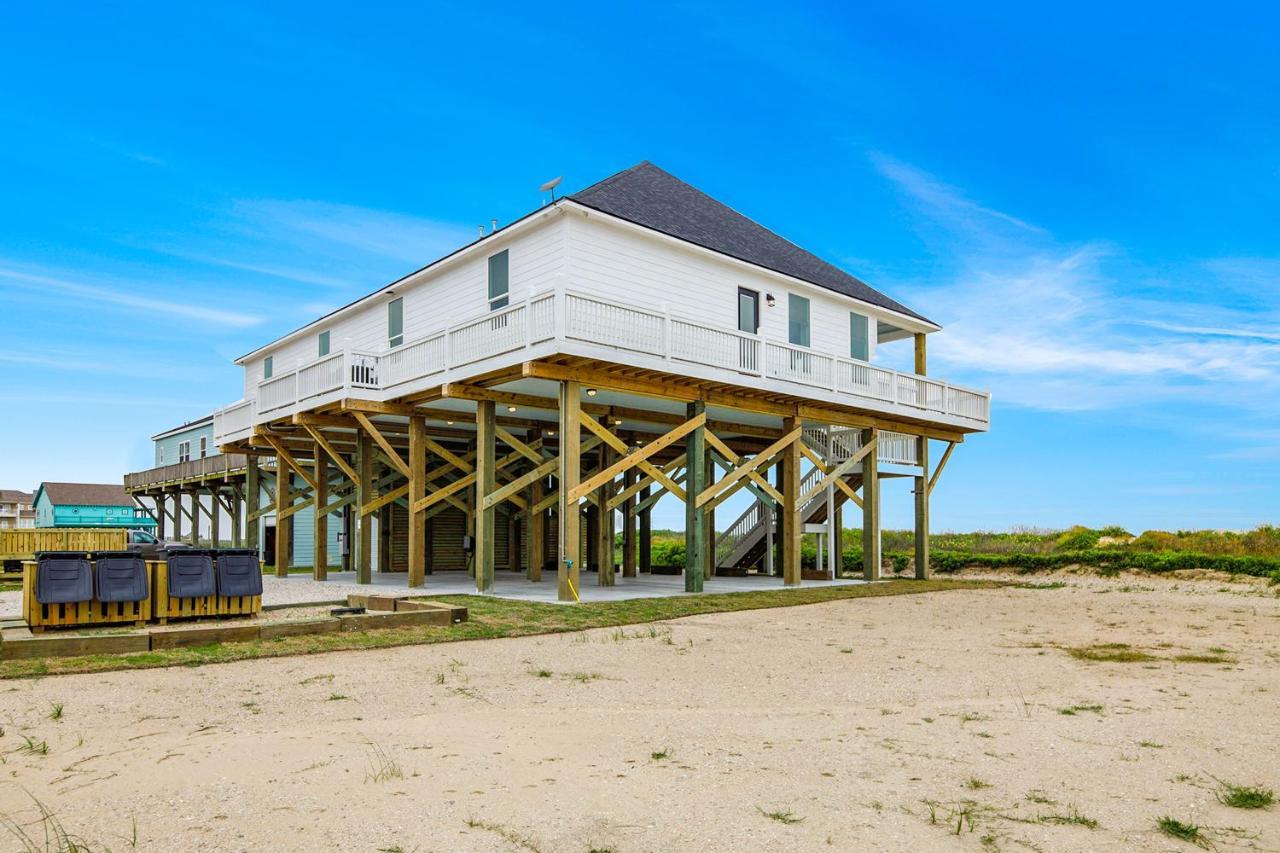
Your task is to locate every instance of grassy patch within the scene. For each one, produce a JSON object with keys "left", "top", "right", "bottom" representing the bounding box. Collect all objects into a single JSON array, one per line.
[
  {"left": 1038, "top": 809, "right": 1098, "bottom": 829},
  {"left": 1067, "top": 643, "right": 1157, "bottom": 663},
  {"left": 1214, "top": 780, "right": 1274, "bottom": 810},
  {"left": 1058, "top": 703, "right": 1104, "bottom": 715},
  {"left": 650, "top": 748, "right": 670, "bottom": 761},
  {"left": 1156, "top": 816, "right": 1205, "bottom": 846},
  {"left": 757, "top": 806, "right": 804, "bottom": 825},
  {"left": 0, "top": 578, "right": 990, "bottom": 679},
  {"left": 1173, "top": 652, "right": 1237, "bottom": 664}
]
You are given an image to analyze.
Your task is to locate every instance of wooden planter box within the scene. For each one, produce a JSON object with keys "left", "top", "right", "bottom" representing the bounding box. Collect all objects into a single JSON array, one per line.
[
  {"left": 22, "top": 561, "right": 152, "bottom": 632},
  {"left": 149, "top": 560, "right": 261, "bottom": 624}
]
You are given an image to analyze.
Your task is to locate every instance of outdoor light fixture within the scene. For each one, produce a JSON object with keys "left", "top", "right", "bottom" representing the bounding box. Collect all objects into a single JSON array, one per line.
[
  {"left": 586, "top": 388, "right": 598, "bottom": 396},
  {"left": 765, "top": 293, "right": 776, "bottom": 308},
  {"left": 547, "top": 430, "right": 556, "bottom": 437},
  {"left": 446, "top": 420, "right": 454, "bottom": 425},
  {"left": 507, "top": 405, "right": 517, "bottom": 412},
  {"left": 613, "top": 418, "right": 622, "bottom": 425}
]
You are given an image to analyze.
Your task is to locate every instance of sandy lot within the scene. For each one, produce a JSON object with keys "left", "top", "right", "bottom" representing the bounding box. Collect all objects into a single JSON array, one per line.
[{"left": 0, "top": 576, "right": 1277, "bottom": 851}]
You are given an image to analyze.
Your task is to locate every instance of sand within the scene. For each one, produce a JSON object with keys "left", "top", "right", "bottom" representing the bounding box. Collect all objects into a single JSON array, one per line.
[{"left": 0, "top": 575, "right": 1277, "bottom": 851}]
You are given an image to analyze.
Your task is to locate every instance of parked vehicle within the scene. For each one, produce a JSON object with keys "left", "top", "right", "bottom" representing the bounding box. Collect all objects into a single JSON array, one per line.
[{"left": 125, "top": 529, "right": 189, "bottom": 560}]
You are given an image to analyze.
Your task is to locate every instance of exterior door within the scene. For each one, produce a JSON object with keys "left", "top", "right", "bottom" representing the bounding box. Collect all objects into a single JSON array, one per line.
[{"left": 737, "top": 288, "right": 760, "bottom": 372}]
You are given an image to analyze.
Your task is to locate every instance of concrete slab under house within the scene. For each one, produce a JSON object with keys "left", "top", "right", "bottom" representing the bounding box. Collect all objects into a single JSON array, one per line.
[{"left": 124, "top": 161, "right": 990, "bottom": 602}]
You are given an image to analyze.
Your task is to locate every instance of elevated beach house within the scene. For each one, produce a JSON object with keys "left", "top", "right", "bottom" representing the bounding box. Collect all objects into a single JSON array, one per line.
[{"left": 198, "top": 162, "right": 989, "bottom": 599}]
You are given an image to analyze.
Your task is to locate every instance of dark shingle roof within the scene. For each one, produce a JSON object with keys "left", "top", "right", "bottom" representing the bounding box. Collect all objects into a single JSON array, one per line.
[
  {"left": 569, "top": 162, "right": 931, "bottom": 324},
  {"left": 38, "top": 483, "right": 133, "bottom": 507}
]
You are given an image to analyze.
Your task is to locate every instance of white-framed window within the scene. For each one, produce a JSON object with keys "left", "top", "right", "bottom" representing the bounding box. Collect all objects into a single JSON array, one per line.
[
  {"left": 318, "top": 330, "right": 330, "bottom": 356},
  {"left": 199, "top": 436, "right": 208, "bottom": 459},
  {"left": 178, "top": 440, "right": 191, "bottom": 463},
  {"left": 158, "top": 446, "right": 165, "bottom": 464},
  {"left": 849, "top": 311, "right": 870, "bottom": 361},
  {"left": 263, "top": 356, "right": 273, "bottom": 379},
  {"left": 488, "top": 250, "right": 509, "bottom": 310},
  {"left": 388, "top": 298, "right": 404, "bottom": 348}
]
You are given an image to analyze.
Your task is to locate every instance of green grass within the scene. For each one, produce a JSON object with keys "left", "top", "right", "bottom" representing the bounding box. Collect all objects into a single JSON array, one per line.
[
  {"left": 1156, "top": 816, "right": 1205, "bottom": 846},
  {"left": 757, "top": 807, "right": 804, "bottom": 825},
  {"left": 0, "top": 578, "right": 991, "bottom": 679},
  {"left": 1058, "top": 703, "right": 1104, "bottom": 715},
  {"left": 1067, "top": 643, "right": 1157, "bottom": 663},
  {"left": 1214, "top": 780, "right": 1274, "bottom": 810}
]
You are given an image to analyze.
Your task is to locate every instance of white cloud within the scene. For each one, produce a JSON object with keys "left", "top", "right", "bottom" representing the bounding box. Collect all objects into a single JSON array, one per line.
[
  {"left": 0, "top": 265, "right": 264, "bottom": 328},
  {"left": 872, "top": 155, "right": 1280, "bottom": 418}
]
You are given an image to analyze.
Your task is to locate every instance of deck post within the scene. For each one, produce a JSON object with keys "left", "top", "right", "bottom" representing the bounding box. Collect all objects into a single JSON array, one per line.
[
  {"left": 557, "top": 380, "right": 582, "bottom": 601},
  {"left": 209, "top": 487, "right": 221, "bottom": 548},
  {"left": 475, "top": 399, "right": 496, "bottom": 593},
  {"left": 246, "top": 458, "right": 260, "bottom": 556},
  {"left": 914, "top": 436, "right": 930, "bottom": 579},
  {"left": 155, "top": 493, "right": 167, "bottom": 540},
  {"left": 408, "top": 415, "right": 427, "bottom": 586},
  {"left": 705, "top": 452, "right": 716, "bottom": 579},
  {"left": 684, "top": 400, "right": 707, "bottom": 593},
  {"left": 230, "top": 484, "right": 243, "bottom": 548},
  {"left": 826, "top": 484, "right": 837, "bottom": 579},
  {"left": 638, "top": 484, "right": 651, "bottom": 573},
  {"left": 862, "top": 428, "right": 881, "bottom": 580},
  {"left": 313, "top": 449, "right": 328, "bottom": 581},
  {"left": 596, "top": 421, "right": 615, "bottom": 586},
  {"left": 764, "top": 502, "right": 775, "bottom": 576},
  {"left": 355, "top": 432, "right": 373, "bottom": 584},
  {"left": 781, "top": 416, "right": 802, "bottom": 586},
  {"left": 773, "top": 462, "right": 785, "bottom": 576},
  {"left": 914, "top": 332, "right": 927, "bottom": 376},
  {"left": 622, "top": 466, "right": 636, "bottom": 578},
  {"left": 528, "top": 471, "right": 544, "bottom": 581},
  {"left": 275, "top": 471, "right": 291, "bottom": 577},
  {"left": 832, "top": 490, "right": 843, "bottom": 577}
]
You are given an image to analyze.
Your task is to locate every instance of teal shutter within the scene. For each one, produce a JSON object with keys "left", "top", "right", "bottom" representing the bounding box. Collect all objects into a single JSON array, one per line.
[
  {"left": 388, "top": 298, "right": 403, "bottom": 347},
  {"left": 788, "top": 294, "right": 810, "bottom": 347},
  {"left": 488, "top": 250, "right": 509, "bottom": 309},
  {"left": 318, "top": 330, "right": 330, "bottom": 356},
  {"left": 263, "top": 356, "right": 273, "bottom": 379},
  {"left": 849, "top": 312, "right": 869, "bottom": 361}
]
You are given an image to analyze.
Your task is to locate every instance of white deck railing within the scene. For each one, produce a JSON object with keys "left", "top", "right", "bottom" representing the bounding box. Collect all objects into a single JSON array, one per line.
[{"left": 212, "top": 288, "right": 989, "bottom": 446}]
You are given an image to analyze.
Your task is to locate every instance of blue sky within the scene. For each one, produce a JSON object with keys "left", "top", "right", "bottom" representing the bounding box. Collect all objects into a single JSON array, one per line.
[{"left": 2, "top": 2, "right": 1277, "bottom": 533}]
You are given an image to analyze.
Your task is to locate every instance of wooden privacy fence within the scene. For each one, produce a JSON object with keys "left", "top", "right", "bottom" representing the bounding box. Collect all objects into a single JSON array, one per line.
[
  {"left": 2, "top": 529, "right": 127, "bottom": 562},
  {"left": 21, "top": 555, "right": 261, "bottom": 632}
]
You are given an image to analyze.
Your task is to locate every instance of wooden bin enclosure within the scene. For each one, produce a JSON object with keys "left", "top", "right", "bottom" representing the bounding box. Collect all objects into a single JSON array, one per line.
[
  {"left": 22, "top": 561, "right": 153, "bottom": 631},
  {"left": 150, "top": 560, "right": 262, "bottom": 624}
]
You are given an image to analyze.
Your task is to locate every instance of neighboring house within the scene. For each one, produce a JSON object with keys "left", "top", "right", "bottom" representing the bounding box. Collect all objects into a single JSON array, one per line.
[
  {"left": 205, "top": 161, "right": 991, "bottom": 596},
  {"left": 33, "top": 482, "right": 156, "bottom": 529},
  {"left": 152, "top": 416, "right": 215, "bottom": 466},
  {"left": 0, "top": 490, "right": 36, "bottom": 529}
]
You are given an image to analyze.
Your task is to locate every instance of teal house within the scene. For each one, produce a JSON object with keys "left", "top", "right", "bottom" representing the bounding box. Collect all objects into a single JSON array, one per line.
[
  {"left": 153, "top": 416, "right": 216, "bottom": 466},
  {"left": 33, "top": 482, "right": 157, "bottom": 529}
]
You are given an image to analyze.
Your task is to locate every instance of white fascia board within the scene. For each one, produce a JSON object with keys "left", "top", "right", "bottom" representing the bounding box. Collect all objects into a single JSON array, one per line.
[{"left": 560, "top": 200, "right": 942, "bottom": 335}]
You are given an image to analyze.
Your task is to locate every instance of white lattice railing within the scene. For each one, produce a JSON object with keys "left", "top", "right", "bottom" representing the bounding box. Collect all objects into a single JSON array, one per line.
[
  {"left": 229, "top": 287, "right": 989, "bottom": 430},
  {"left": 802, "top": 426, "right": 920, "bottom": 466},
  {"left": 212, "top": 399, "right": 255, "bottom": 445}
]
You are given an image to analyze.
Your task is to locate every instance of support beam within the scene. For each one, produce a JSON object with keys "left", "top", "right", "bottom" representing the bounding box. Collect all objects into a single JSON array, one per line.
[
  {"left": 581, "top": 416, "right": 685, "bottom": 500},
  {"left": 208, "top": 487, "right": 221, "bottom": 548},
  {"left": 557, "top": 380, "right": 582, "bottom": 602},
  {"left": 275, "top": 471, "right": 291, "bottom": 577},
  {"left": 475, "top": 400, "right": 496, "bottom": 593},
  {"left": 355, "top": 432, "right": 373, "bottom": 584},
  {"left": 528, "top": 468, "right": 544, "bottom": 582},
  {"left": 567, "top": 414, "right": 704, "bottom": 503},
  {"left": 260, "top": 433, "right": 318, "bottom": 492},
  {"left": 313, "top": 451, "right": 328, "bottom": 580},
  {"left": 915, "top": 436, "right": 930, "bottom": 580},
  {"left": 638, "top": 485, "right": 651, "bottom": 573},
  {"left": 408, "top": 416, "right": 427, "bottom": 586},
  {"left": 246, "top": 458, "right": 260, "bottom": 555},
  {"left": 781, "top": 417, "right": 802, "bottom": 586},
  {"left": 684, "top": 401, "right": 707, "bottom": 593},
  {"left": 915, "top": 332, "right": 927, "bottom": 376},
  {"left": 928, "top": 441, "right": 956, "bottom": 496},
  {"left": 595, "top": 425, "right": 615, "bottom": 586},
  {"left": 352, "top": 412, "right": 410, "bottom": 479},
  {"left": 862, "top": 427, "right": 881, "bottom": 581},
  {"left": 302, "top": 424, "right": 360, "bottom": 483},
  {"left": 622, "top": 467, "right": 636, "bottom": 578},
  {"left": 695, "top": 425, "right": 802, "bottom": 509}
]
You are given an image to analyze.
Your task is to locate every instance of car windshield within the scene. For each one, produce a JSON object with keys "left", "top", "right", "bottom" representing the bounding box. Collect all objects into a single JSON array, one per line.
[{"left": 135, "top": 531, "right": 157, "bottom": 544}]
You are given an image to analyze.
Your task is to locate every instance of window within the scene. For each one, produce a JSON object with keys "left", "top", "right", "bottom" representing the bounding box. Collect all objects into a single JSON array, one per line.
[
  {"left": 158, "top": 446, "right": 164, "bottom": 464},
  {"left": 787, "top": 294, "right": 810, "bottom": 347},
  {"left": 263, "top": 356, "right": 273, "bottom": 380},
  {"left": 199, "top": 436, "right": 208, "bottom": 459},
  {"left": 318, "top": 330, "right": 330, "bottom": 357},
  {"left": 849, "top": 311, "right": 870, "bottom": 361},
  {"left": 737, "top": 288, "right": 759, "bottom": 334},
  {"left": 388, "top": 297, "right": 404, "bottom": 348},
  {"left": 488, "top": 250, "right": 509, "bottom": 310},
  {"left": 178, "top": 440, "right": 191, "bottom": 463}
]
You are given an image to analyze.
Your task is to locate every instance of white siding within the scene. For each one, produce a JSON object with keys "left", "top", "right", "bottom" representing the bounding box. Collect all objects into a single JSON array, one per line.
[
  {"left": 241, "top": 213, "right": 567, "bottom": 393},
  {"left": 565, "top": 211, "right": 884, "bottom": 361}
]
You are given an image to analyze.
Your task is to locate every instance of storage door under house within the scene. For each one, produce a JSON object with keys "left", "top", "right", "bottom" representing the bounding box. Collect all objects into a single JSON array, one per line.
[
  {"left": 428, "top": 506, "right": 469, "bottom": 571},
  {"left": 387, "top": 503, "right": 409, "bottom": 572}
]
